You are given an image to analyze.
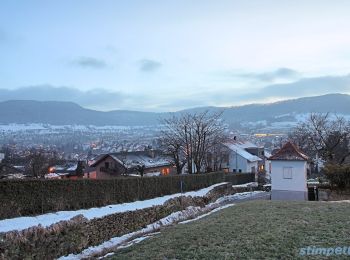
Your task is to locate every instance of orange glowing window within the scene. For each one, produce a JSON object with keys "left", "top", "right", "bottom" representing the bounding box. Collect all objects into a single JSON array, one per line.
[{"left": 162, "top": 168, "right": 170, "bottom": 175}]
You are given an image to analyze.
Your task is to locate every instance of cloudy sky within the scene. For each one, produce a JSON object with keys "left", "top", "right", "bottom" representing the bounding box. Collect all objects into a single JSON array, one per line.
[{"left": 1, "top": 0, "right": 350, "bottom": 111}]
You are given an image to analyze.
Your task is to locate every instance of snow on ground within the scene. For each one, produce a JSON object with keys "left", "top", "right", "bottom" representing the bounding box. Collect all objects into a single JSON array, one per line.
[
  {"left": 59, "top": 190, "right": 269, "bottom": 259},
  {"left": 215, "top": 191, "right": 267, "bottom": 204},
  {"left": 232, "top": 182, "right": 258, "bottom": 188},
  {"left": 59, "top": 206, "right": 203, "bottom": 260},
  {"left": 0, "top": 124, "right": 161, "bottom": 132},
  {"left": 179, "top": 204, "right": 236, "bottom": 224},
  {"left": 0, "top": 182, "right": 227, "bottom": 233}
]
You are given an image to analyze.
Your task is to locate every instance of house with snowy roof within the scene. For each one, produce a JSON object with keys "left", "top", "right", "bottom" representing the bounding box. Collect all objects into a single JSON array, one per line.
[
  {"left": 269, "top": 141, "right": 309, "bottom": 201},
  {"left": 87, "top": 150, "right": 175, "bottom": 179},
  {"left": 222, "top": 141, "right": 263, "bottom": 174},
  {"left": 45, "top": 161, "right": 84, "bottom": 179}
]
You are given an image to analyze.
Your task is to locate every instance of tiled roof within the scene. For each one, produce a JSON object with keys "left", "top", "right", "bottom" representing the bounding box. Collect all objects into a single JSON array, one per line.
[{"left": 269, "top": 142, "right": 308, "bottom": 161}]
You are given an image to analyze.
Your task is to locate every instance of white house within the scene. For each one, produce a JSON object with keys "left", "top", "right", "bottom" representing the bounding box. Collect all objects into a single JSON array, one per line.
[
  {"left": 223, "top": 141, "right": 262, "bottom": 174},
  {"left": 269, "top": 142, "right": 309, "bottom": 201}
]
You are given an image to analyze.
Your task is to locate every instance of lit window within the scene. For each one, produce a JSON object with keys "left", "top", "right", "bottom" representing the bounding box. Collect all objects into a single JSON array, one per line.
[{"left": 283, "top": 167, "right": 293, "bottom": 179}]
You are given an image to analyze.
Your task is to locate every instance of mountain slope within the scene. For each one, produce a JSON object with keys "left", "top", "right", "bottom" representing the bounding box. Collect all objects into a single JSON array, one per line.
[{"left": 0, "top": 94, "right": 349, "bottom": 126}]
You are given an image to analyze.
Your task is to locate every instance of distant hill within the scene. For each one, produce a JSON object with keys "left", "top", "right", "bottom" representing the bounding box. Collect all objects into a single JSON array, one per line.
[{"left": 0, "top": 94, "right": 349, "bottom": 126}]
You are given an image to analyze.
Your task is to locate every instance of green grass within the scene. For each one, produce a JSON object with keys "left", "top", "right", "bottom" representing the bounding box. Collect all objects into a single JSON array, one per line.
[{"left": 109, "top": 201, "right": 350, "bottom": 260}]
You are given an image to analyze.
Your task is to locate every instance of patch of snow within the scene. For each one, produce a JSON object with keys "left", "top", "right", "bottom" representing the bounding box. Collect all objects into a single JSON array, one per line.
[
  {"left": 98, "top": 252, "right": 115, "bottom": 259},
  {"left": 0, "top": 182, "right": 228, "bottom": 233},
  {"left": 117, "top": 232, "right": 159, "bottom": 249},
  {"left": 179, "top": 204, "right": 236, "bottom": 224},
  {"left": 232, "top": 182, "right": 258, "bottom": 188},
  {"left": 215, "top": 191, "right": 267, "bottom": 204}
]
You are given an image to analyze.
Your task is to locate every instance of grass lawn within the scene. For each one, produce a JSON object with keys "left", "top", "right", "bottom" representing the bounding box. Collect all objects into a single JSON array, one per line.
[{"left": 109, "top": 200, "right": 350, "bottom": 259}]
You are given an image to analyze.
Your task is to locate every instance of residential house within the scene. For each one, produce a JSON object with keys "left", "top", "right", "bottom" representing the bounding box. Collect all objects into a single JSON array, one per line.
[
  {"left": 269, "top": 141, "right": 309, "bottom": 201},
  {"left": 0, "top": 163, "right": 27, "bottom": 179},
  {"left": 222, "top": 141, "right": 263, "bottom": 174},
  {"left": 87, "top": 150, "right": 175, "bottom": 179},
  {"left": 45, "top": 161, "right": 84, "bottom": 179}
]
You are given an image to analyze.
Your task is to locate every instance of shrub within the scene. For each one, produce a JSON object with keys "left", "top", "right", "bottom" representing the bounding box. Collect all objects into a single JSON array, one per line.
[
  {"left": 0, "top": 172, "right": 254, "bottom": 219},
  {"left": 324, "top": 164, "right": 350, "bottom": 189}
]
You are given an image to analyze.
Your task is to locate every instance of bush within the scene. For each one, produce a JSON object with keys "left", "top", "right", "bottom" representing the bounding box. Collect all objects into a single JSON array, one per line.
[
  {"left": 324, "top": 164, "right": 350, "bottom": 189},
  {"left": 0, "top": 172, "right": 254, "bottom": 219}
]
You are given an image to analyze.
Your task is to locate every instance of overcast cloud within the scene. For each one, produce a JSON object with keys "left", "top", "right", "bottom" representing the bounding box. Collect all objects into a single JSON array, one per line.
[
  {"left": 0, "top": 74, "right": 349, "bottom": 111},
  {"left": 70, "top": 57, "right": 108, "bottom": 69},
  {"left": 139, "top": 59, "right": 162, "bottom": 72},
  {"left": 235, "top": 68, "right": 301, "bottom": 82},
  {"left": 1, "top": 1, "right": 350, "bottom": 111}
]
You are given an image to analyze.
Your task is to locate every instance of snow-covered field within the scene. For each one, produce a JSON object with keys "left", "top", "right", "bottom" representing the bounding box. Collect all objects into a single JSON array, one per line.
[
  {"left": 0, "top": 182, "right": 227, "bottom": 233},
  {"left": 0, "top": 123, "right": 159, "bottom": 132}
]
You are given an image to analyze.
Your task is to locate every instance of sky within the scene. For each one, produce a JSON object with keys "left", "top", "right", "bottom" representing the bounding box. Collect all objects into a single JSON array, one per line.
[{"left": 1, "top": 0, "right": 350, "bottom": 112}]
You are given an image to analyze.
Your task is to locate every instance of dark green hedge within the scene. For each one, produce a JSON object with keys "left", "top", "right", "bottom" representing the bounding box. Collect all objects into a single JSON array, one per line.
[
  {"left": 0, "top": 172, "right": 254, "bottom": 219},
  {"left": 324, "top": 164, "right": 350, "bottom": 189}
]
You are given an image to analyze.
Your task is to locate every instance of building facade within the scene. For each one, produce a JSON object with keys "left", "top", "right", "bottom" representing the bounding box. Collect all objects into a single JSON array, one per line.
[{"left": 269, "top": 142, "right": 309, "bottom": 201}]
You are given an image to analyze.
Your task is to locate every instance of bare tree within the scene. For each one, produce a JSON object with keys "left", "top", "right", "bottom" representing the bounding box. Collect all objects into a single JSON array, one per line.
[
  {"left": 119, "top": 144, "right": 129, "bottom": 176},
  {"left": 26, "top": 149, "right": 59, "bottom": 178},
  {"left": 289, "top": 113, "right": 350, "bottom": 165},
  {"left": 160, "top": 111, "right": 227, "bottom": 174},
  {"left": 160, "top": 114, "right": 188, "bottom": 174}
]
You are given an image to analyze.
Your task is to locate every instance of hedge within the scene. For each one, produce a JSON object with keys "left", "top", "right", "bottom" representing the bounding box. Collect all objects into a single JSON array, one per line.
[
  {"left": 0, "top": 172, "right": 254, "bottom": 219},
  {"left": 324, "top": 164, "right": 350, "bottom": 189}
]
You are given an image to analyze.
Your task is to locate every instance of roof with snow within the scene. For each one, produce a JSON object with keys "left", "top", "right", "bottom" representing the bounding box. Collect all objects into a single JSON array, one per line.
[
  {"left": 269, "top": 142, "right": 309, "bottom": 161},
  {"left": 230, "top": 140, "right": 259, "bottom": 149},
  {"left": 224, "top": 142, "right": 262, "bottom": 162},
  {"left": 91, "top": 151, "right": 173, "bottom": 169}
]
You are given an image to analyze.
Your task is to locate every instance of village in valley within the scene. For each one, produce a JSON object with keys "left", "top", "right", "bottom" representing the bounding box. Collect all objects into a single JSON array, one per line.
[
  {"left": 1, "top": 108, "right": 350, "bottom": 258},
  {"left": 2, "top": 1, "right": 350, "bottom": 259}
]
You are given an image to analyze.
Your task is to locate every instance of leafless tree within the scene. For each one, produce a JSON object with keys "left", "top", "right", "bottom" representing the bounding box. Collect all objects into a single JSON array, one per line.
[
  {"left": 25, "top": 149, "right": 59, "bottom": 178},
  {"left": 160, "top": 114, "right": 188, "bottom": 174},
  {"left": 160, "top": 111, "right": 227, "bottom": 174},
  {"left": 119, "top": 144, "right": 129, "bottom": 176},
  {"left": 289, "top": 113, "right": 350, "bottom": 165}
]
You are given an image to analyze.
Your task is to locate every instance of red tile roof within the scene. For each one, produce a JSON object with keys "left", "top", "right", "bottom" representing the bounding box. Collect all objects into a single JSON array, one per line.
[{"left": 268, "top": 141, "right": 309, "bottom": 161}]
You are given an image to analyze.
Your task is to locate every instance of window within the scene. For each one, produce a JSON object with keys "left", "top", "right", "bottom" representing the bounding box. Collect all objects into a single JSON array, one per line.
[
  {"left": 105, "top": 162, "right": 109, "bottom": 169},
  {"left": 283, "top": 167, "right": 293, "bottom": 179}
]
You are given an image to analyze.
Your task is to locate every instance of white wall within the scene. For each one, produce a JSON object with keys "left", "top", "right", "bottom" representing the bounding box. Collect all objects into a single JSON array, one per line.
[
  {"left": 271, "top": 160, "right": 307, "bottom": 192},
  {"left": 228, "top": 152, "right": 258, "bottom": 173}
]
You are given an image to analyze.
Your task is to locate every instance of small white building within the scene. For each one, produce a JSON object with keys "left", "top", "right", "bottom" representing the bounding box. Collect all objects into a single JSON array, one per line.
[
  {"left": 223, "top": 141, "right": 262, "bottom": 174},
  {"left": 269, "top": 142, "right": 309, "bottom": 201}
]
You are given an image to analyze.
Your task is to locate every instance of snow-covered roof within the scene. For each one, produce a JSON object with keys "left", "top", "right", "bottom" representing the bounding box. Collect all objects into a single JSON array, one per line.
[
  {"left": 232, "top": 141, "right": 259, "bottom": 149},
  {"left": 92, "top": 151, "right": 173, "bottom": 169},
  {"left": 224, "top": 143, "right": 262, "bottom": 162},
  {"left": 45, "top": 173, "right": 61, "bottom": 179},
  {"left": 264, "top": 151, "right": 272, "bottom": 159},
  {"left": 51, "top": 163, "right": 79, "bottom": 175}
]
